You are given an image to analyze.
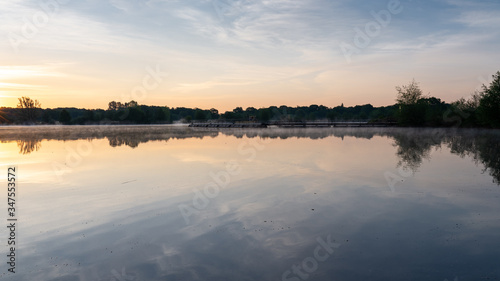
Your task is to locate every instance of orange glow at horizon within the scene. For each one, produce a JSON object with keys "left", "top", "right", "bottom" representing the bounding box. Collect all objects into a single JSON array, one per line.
[{"left": 0, "top": 63, "right": 488, "bottom": 112}]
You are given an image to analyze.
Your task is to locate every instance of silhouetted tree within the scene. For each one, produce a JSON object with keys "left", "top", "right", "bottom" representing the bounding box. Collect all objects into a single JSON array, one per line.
[
  {"left": 478, "top": 71, "right": 500, "bottom": 128},
  {"left": 17, "top": 96, "right": 41, "bottom": 123},
  {"left": 396, "top": 79, "right": 423, "bottom": 105},
  {"left": 258, "top": 108, "right": 271, "bottom": 122},
  {"left": 108, "top": 101, "right": 118, "bottom": 111},
  {"left": 194, "top": 109, "right": 207, "bottom": 121},
  {"left": 294, "top": 109, "right": 305, "bottom": 121},
  {"left": 209, "top": 108, "right": 219, "bottom": 119},
  {"left": 451, "top": 91, "right": 483, "bottom": 127},
  {"left": 59, "top": 109, "right": 71, "bottom": 124},
  {"left": 327, "top": 110, "right": 335, "bottom": 121},
  {"left": 0, "top": 109, "right": 10, "bottom": 123}
]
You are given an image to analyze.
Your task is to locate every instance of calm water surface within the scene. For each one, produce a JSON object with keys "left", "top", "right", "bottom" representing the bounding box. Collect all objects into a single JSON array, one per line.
[{"left": 0, "top": 125, "right": 499, "bottom": 281}]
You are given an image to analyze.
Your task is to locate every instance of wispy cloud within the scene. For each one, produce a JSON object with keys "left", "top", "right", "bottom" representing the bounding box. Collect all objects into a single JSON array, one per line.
[
  {"left": 0, "top": 65, "right": 67, "bottom": 79},
  {"left": 1, "top": 0, "right": 499, "bottom": 109},
  {"left": 455, "top": 10, "right": 500, "bottom": 27},
  {"left": 0, "top": 82, "right": 47, "bottom": 90}
]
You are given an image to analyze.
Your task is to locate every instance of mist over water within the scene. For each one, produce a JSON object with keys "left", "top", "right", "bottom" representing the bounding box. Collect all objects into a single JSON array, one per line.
[{"left": 0, "top": 126, "right": 499, "bottom": 281}]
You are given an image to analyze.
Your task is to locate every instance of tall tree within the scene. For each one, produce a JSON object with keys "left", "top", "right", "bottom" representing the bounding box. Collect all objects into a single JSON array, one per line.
[
  {"left": 479, "top": 71, "right": 500, "bottom": 128},
  {"left": 17, "top": 96, "right": 41, "bottom": 123},
  {"left": 108, "top": 101, "right": 118, "bottom": 111},
  {"left": 396, "top": 79, "right": 423, "bottom": 105}
]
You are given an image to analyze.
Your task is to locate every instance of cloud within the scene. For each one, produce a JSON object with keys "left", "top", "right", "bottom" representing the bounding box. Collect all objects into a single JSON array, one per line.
[
  {"left": 0, "top": 82, "right": 47, "bottom": 90},
  {"left": 0, "top": 65, "right": 67, "bottom": 80},
  {"left": 1, "top": 0, "right": 500, "bottom": 109},
  {"left": 455, "top": 10, "right": 500, "bottom": 27},
  {"left": 172, "top": 0, "right": 350, "bottom": 56}
]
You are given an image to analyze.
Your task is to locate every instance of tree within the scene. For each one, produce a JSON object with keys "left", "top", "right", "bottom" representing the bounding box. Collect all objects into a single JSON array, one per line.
[
  {"left": 0, "top": 112, "right": 8, "bottom": 123},
  {"left": 125, "top": 100, "right": 138, "bottom": 108},
  {"left": 307, "top": 112, "right": 317, "bottom": 121},
  {"left": 108, "top": 101, "right": 118, "bottom": 111},
  {"left": 194, "top": 109, "right": 206, "bottom": 121},
  {"left": 258, "top": 108, "right": 271, "bottom": 122},
  {"left": 454, "top": 91, "right": 483, "bottom": 112},
  {"left": 41, "top": 110, "right": 52, "bottom": 124},
  {"left": 124, "top": 106, "right": 146, "bottom": 123},
  {"left": 17, "top": 96, "right": 41, "bottom": 123},
  {"left": 59, "top": 109, "right": 71, "bottom": 124},
  {"left": 232, "top": 107, "right": 245, "bottom": 120},
  {"left": 396, "top": 79, "right": 423, "bottom": 105},
  {"left": 451, "top": 91, "right": 483, "bottom": 127},
  {"left": 294, "top": 109, "right": 305, "bottom": 121},
  {"left": 155, "top": 108, "right": 167, "bottom": 122},
  {"left": 327, "top": 110, "right": 335, "bottom": 121},
  {"left": 478, "top": 71, "right": 500, "bottom": 128},
  {"left": 209, "top": 108, "right": 219, "bottom": 119},
  {"left": 395, "top": 80, "right": 427, "bottom": 126}
]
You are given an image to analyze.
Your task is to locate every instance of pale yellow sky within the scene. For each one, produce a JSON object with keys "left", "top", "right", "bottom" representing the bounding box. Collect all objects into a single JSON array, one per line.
[{"left": 1, "top": 0, "right": 499, "bottom": 111}]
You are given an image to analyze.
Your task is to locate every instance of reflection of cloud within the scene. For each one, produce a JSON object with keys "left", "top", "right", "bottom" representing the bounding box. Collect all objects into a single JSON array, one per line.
[
  {"left": 7, "top": 126, "right": 500, "bottom": 281},
  {"left": 174, "top": 153, "right": 220, "bottom": 164}
]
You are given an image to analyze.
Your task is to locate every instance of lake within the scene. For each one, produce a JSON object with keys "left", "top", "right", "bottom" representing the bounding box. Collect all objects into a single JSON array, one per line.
[{"left": 1, "top": 125, "right": 499, "bottom": 281}]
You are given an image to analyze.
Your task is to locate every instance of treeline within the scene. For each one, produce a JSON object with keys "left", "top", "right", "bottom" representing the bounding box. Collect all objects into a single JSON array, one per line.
[
  {"left": 0, "top": 101, "right": 215, "bottom": 125},
  {"left": 393, "top": 72, "right": 500, "bottom": 128},
  {"left": 1, "top": 71, "right": 499, "bottom": 128},
  {"left": 0, "top": 102, "right": 399, "bottom": 125}
]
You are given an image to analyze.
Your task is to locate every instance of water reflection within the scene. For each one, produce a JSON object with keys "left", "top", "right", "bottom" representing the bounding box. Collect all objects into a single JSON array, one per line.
[
  {"left": 2, "top": 126, "right": 499, "bottom": 184},
  {"left": 390, "top": 132, "right": 438, "bottom": 172},
  {"left": 1, "top": 126, "right": 500, "bottom": 281},
  {"left": 447, "top": 132, "right": 500, "bottom": 184},
  {"left": 17, "top": 139, "right": 42, "bottom": 154}
]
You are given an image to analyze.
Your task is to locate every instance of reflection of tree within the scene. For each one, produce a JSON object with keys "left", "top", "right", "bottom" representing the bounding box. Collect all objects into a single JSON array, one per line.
[
  {"left": 17, "top": 139, "right": 42, "bottom": 155},
  {"left": 221, "top": 127, "right": 383, "bottom": 140},
  {"left": 390, "top": 129, "right": 500, "bottom": 184},
  {"left": 447, "top": 132, "right": 500, "bottom": 184},
  {"left": 477, "top": 137, "right": 500, "bottom": 184},
  {"left": 1, "top": 126, "right": 500, "bottom": 184},
  {"left": 391, "top": 131, "right": 441, "bottom": 173},
  {"left": 107, "top": 136, "right": 141, "bottom": 148},
  {"left": 0, "top": 126, "right": 219, "bottom": 151}
]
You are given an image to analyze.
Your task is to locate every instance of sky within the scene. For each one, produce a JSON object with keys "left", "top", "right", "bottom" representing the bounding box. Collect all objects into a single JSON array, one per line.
[{"left": 1, "top": 0, "right": 499, "bottom": 111}]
